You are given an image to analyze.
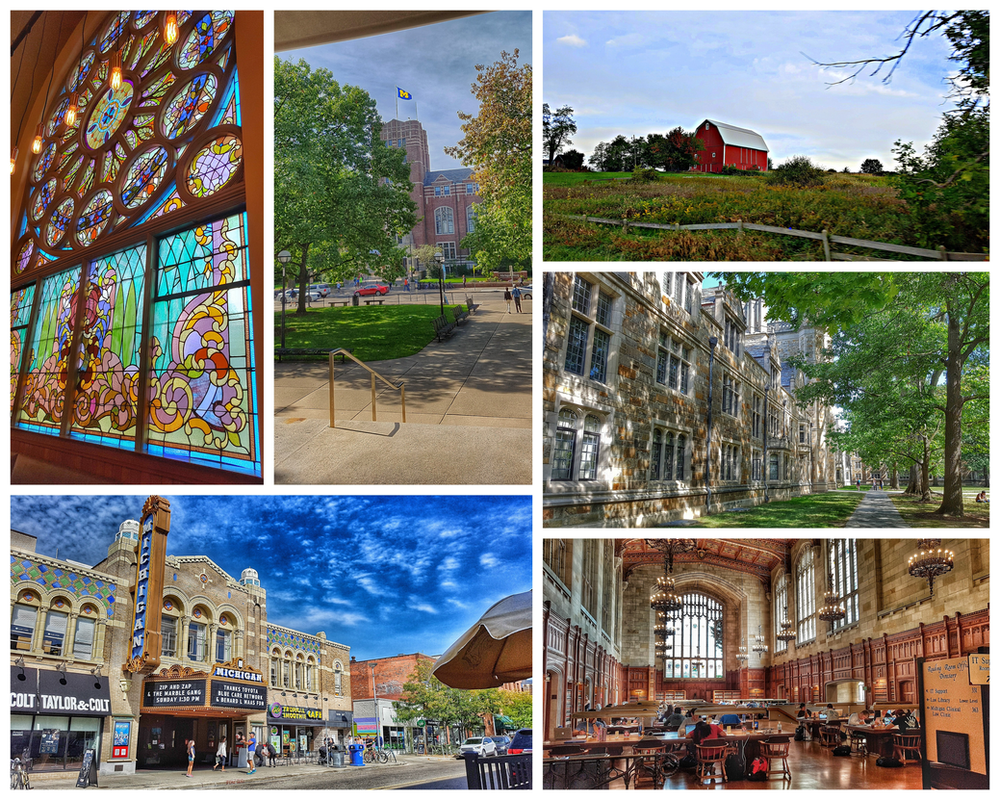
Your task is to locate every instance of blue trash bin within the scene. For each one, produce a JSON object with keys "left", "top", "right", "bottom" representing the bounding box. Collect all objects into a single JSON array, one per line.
[{"left": 349, "top": 744, "right": 364, "bottom": 766}]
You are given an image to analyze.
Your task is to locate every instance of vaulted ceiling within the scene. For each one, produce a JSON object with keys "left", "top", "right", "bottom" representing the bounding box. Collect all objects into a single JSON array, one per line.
[{"left": 618, "top": 538, "right": 802, "bottom": 585}]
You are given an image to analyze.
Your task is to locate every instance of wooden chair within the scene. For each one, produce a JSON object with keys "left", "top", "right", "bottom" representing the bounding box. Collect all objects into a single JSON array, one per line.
[
  {"left": 695, "top": 742, "right": 732, "bottom": 785},
  {"left": 849, "top": 729, "right": 869, "bottom": 757},
  {"left": 892, "top": 733, "right": 922, "bottom": 765},
  {"left": 759, "top": 739, "right": 792, "bottom": 780},
  {"left": 550, "top": 745, "right": 584, "bottom": 756},
  {"left": 632, "top": 743, "right": 666, "bottom": 789},
  {"left": 820, "top": 725, "right": 841, "bottom": 748}
]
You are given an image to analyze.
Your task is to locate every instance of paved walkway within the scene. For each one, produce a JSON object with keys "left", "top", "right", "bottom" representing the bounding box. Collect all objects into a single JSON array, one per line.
[
  {"left": 845, "top": 490, "right": 908, "bottom": 527},
  {"left": 275, "top": 290, "right": 531, "bottom": 485}
]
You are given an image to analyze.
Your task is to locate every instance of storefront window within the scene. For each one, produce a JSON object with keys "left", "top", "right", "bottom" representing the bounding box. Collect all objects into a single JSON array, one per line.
[
  {"left": 188, "top": 622, "right": 206, "bottom": 661},
  {"left": 72, "top": 617, "right": 95, "bottom": 660},
  {"left": 12, "top": 603, "right": 37, "bottom": 650},
  {"left": 32, "top": 715, "right": 70, "bottom": 770},
  {"left": 64, "top": 717, "right": 100, "bottom": 771},
  {"left": 42, "top": 611, "right": 68, "bottom": 656}
]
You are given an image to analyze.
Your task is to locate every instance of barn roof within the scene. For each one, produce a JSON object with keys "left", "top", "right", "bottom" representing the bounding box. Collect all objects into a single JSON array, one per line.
[{"left": 700, "top": 119, "right": 769, "bottom": 152}]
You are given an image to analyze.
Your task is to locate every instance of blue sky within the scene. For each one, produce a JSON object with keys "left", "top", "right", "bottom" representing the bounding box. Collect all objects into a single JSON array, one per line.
[
  {"left": 545, "top": 11, "right": 957, "bottom": 170},
  {"left": 280, "top": 11, "right": 532, "bottom": 171},
  {"left": 10, "top": 495, "right": 532, "bottom": 660}
]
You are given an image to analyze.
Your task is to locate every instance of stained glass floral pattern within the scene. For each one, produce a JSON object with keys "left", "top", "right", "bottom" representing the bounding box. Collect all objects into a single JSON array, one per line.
[
  {"left": 15, "top": 241, "right": 35, "bottom": 276},
  {"left": 10, "top": 285, "right": 36, "bottom": 412},
  {"left": 76, "top": 189, "right": 115, "bottom": 246},
  {"left": 31, "top": 179, "right": 58, "bottom": 222},
  {"left": 46, "top": 198, "right": 75, "bottom": 248},
  {"left": 178, "top": 11, "right": 234, "bottom": 70},
  {"left": 85, "top": 81, "right": 135, "bottom": 149},
  {"left": 122, "top": 146, "right": 170, "bottom": 209},
  {"left": 187, "top": 135, "right": 242, "bottom": 197},
  {"left": 162, "top": 74, "right": 217, "bottom": 139}
]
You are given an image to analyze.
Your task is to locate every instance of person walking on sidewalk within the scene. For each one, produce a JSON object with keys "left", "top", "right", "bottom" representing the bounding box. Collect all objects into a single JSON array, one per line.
[
  {"left": 512, "top": 285, "right": 523, "bottom": 313},
  {"left": 214, "top": 737, "right": 227, "bottom": 771},
  {"left": 504, "top": 286, "right": 513, "bottom": 313},
  {"left": 185, "top": 738, "right": 196, "bottom": 778},
  {"left": 247, "top": 732, "right": 257, "bottom": 774}
]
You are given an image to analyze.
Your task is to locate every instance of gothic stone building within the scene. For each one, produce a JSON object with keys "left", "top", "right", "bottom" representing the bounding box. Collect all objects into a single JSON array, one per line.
[
  {"left": 542, "top": 271, "right": 839, "bottom": 527},
  {"left": 380, "top": 119, "right": 480, "bottom": 266}
]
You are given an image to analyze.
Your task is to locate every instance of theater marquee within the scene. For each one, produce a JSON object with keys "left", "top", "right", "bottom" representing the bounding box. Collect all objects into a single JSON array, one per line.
[{"left": 141, "top": 660, "right": 267, "bottom": 715}]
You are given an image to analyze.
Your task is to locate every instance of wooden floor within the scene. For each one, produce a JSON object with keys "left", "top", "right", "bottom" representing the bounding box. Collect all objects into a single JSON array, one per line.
[{"left": 613, "top": 739, "right": 924, "bottom": 790}]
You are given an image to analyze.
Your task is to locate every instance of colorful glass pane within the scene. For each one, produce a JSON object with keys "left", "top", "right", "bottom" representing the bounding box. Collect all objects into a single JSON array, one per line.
[
  {"left": 186, "top": 135, "right": 242, "bottom": 197},
  {"left": 15, "top": 241, "right": 35, "bottom": 276},
  {"left": 178, "top": 12, "right": 234, "bottom": 70},
  {"left": 162, "top": 73, "right": 216, "bottom": 139},
  {"left": 17, "top": 267, "right": 82, "bottom": 435},
  {"left": 31, "top": 179, "right": 58, "bottom": 222},
  {"left": 212, "top": 68, "right": 240, "bottom": 127},
  {"left": 146, "top": 186, "right": 185, "bottom": 221},
  {"left": 66, "top": 50, "right": 95, "bottom": 93},
  {"left": 99, "top": 12, "right": 131, "bottom": 53},
  {"left": 46, "top": 198, "right": 75, "bottom": 247},
  {"left": 122, "top": 146, "right": 169, "bottom": 209},
  {"left": 148, "top": 213, "right": 258, "bottom": 474},
  {"left": 76, "top": 160, "right": 97, "bottom": 196},
  {"left": 139, "top": 72, "right": 177, "bottom": 107},
  {"left": 141, "top": 40, "right": 174, "bottom": 78},
  {"left": 62, "top": 155, "right": 84, "bottom": 188},
  {"left": 69, "top": 245, "right": 146, "bottom": 447},
  {"left": 33, "top": 141, "right": 57, "bottom": 182},
  {"left": 128, "top": 30, "right": 159, "bottom": 71},
  {"left": 85, "top": 81, "right": 135, "bottom": 149},
  {"left": 134, "top": 11, "right": 158, "bottom": 29},
  {"left": 10, "top": 285, "right": 37, "bottom": 412},
  {"left": 46, "top": 98, "right": 70, "bottom": 137},
  {"left": 76, "top": 189, "right": 115, "bottom": 246}
]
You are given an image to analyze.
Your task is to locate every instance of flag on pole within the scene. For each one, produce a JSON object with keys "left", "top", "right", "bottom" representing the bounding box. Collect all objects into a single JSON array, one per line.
[{"left": 397, "top": 88, "right": 412, "bottom": 100}]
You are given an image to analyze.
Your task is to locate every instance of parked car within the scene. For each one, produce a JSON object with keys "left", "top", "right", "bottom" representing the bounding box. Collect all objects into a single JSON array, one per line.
[
  {"left": 310, "top": 283, "right": 332, "bottom": 297},
  {"left": 457, "top": 737, "right": 497, "bottom": 758},
  {"left": 492, "top": 735, "right": 511, "bottom": 755},
  {"left": 519, "top": 285, "right": 532, "bottom": 299},
  {"left": 506, "top": 729, "right": 532, "bottom": 755},
  {"left": 354, "top": 282, "right": 390, "bottom": 297}
]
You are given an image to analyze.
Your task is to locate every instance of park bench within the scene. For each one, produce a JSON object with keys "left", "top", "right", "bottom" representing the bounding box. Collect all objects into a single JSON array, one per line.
[
  {"left": 275, "top": 347, "right": 352, "bottom": 363},
  {"left": 433, "top": 315, "right": 456, "bottom": 342},
  {"left": 329, "top": 299, "right": 351, "bottom": 307},
  {"left": 452, "top": 305, "right": 469, "bottom": 325},
  {"left": 363, "top": 298, "right": 385, "bottom": 306},
  {"left": 465, "top": 295, "right": 480, "bottom": 313}
]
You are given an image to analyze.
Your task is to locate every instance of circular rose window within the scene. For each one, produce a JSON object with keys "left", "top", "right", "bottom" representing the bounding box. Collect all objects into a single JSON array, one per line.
[{"left": 86, "top": 82, "right": 135, "bottom": 150}]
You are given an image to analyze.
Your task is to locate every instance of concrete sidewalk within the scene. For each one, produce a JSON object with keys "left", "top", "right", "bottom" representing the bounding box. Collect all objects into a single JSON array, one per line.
[
  {"left": 275, "top": 292, "right": 531, "bottom": 485},
  {"left": 846, "top": 490, "right": 908, "bottom": 527}
]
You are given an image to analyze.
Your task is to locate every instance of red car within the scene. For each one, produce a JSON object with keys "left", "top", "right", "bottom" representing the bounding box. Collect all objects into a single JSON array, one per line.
[{"left": 354, "top": 282, "right": 390, "bottom": 297}]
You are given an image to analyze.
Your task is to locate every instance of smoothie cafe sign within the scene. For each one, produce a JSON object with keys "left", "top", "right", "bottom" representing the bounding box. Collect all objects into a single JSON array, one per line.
[{"left": 123, "top": 496, "right": 170, "bottom": 675}]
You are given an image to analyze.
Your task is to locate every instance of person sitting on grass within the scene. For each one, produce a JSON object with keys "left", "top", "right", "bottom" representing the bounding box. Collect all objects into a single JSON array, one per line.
[{"left": 976, "top": 491, "right": 988, "bottom": 503}]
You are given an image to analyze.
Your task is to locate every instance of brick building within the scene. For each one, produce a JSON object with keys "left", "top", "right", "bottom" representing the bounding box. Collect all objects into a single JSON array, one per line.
[
  {"left": 10, "top": 510, "right": 352, "bottom": 775},
  {"left": 380, "top": 119, "right": 481, "bottom": 267},
  {"left": 350, "top": 653, "right": 434, "bottom": 751},
  {"left": 542, "top": 537, "right": 989, "bottom": 745},
  {"left": 543, "top": 271, "right": 841, "bottom": 527}
]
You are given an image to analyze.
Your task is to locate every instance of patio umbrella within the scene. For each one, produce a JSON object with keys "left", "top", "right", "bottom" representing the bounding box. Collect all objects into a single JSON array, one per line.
[{"left": 432, "top": 590, "right": 531, "bottom": 689}]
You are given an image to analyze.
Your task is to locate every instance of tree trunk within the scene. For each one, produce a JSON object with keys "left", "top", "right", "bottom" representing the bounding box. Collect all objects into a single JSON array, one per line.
[
  {"left": 936, "top": 308, "right": 965, "bottom": 515},
  {"left": 919, "top": 438, "right": 931, "bottom": 502},
  {"left": 890, "top": 464, "right": 899, "bottom": 490},
  {"left": 296, "top": 242, "right": 311, "bottom": 314},
  {"left": 904, "top": 463, "right": 919, "bottom": 495}
]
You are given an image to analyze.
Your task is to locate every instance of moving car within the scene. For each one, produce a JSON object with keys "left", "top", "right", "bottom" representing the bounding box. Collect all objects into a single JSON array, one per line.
[
  {"left": 354, "top": 282, "right": 390, "bottom": 297},
  {"left": 519, "top": 285, "right": 532, "bottom": 299},
  {"left": 458, "top": 737, "right": 497, "bottom": 758},
  {"left": 310, "top": 283, "right": 332, "bottom": 297}
]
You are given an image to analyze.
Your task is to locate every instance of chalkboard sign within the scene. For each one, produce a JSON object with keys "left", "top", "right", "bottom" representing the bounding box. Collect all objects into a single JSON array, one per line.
[{"left": 76, "top": 748, "right": 97, "bottom": 788}]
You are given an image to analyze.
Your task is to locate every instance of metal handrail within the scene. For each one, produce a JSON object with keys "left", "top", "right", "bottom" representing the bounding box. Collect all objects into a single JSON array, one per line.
[{"left": 328, "top": 348, "right": 406, "bottom": 427}]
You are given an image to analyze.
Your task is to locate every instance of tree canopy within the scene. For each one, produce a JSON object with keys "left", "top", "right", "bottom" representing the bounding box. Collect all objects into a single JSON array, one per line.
[{"left": 543, "top": 104, "right": 577, "bottom": 164}]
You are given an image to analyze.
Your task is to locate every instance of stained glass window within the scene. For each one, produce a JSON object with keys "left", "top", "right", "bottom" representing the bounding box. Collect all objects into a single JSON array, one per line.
[{"left": 11, "top": 12, "right": 258, "bottom": 479}]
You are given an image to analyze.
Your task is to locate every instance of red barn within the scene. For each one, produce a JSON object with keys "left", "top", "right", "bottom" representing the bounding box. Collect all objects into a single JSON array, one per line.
[{"left": 692, "top": 119, "right": 769, "bottom": 173}]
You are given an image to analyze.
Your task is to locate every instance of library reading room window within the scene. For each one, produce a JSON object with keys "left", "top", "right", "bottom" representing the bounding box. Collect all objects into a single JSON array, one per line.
[{"left": 10, "top": 11, "right": 260, "bottom": 478}]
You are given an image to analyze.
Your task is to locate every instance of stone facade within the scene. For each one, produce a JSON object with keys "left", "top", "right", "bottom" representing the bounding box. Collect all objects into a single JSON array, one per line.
[{"left": 543, "top": 271, "right": 840, "bottom": 527}]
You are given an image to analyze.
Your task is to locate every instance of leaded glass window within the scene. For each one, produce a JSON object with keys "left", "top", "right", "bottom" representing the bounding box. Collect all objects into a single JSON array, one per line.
[
  {"left": 590, "top": 328, "right": 610, "bottom": 382},
  {"left": 565, "top": 316, "right": 589, "bottom": 376},
  {"left": 829, "top": 539, "right": 859, "bottom": 630},
  {"left": 796, "top": 548, "right": 816, "bottom": 643},
  {"left": 11, "top": 11, "right": 258, "bottom": 479},
  {"left": 650, "top": 428, "right": 684, "bottom": 482},
  {"left": 564, "top": 276, "right": 615, "bottom": 385},
  {"left": 656, "top": 334, "right": 690, "bottom": 395},
  {"left": 551, "top": 407, "right": 604, "bottom": 482},
  {"left": 579, "top": 415, "right": 601, "bottom": 480},
  {"left": 435, "top": 206, "right": 455, "bottom": 235},
  {"left": 663, "top": 593, "right": 724, "bottom": 679},
  {"left": 552, "top": 409, "right": 577, "bottom": 480}
]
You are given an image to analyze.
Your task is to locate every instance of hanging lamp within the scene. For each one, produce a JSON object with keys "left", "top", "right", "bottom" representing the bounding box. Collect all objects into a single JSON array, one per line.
[
  {"left": 752, "top": 624, "right": 768, "bottom": 654},
  {"left": 164, "top": 11, "right": 179, "bottom": 45},
  {"left": 907, "top": 539, "right": 954, "bottom": 597},
  {"left": 65, "top": 12, "right": 86, "bottom": 126},
  {"left": 776, "top": 605, "right": 796, "bottom": 642},
  {"left": 817, "top": 571, "right": 846, "bottom": 622}
]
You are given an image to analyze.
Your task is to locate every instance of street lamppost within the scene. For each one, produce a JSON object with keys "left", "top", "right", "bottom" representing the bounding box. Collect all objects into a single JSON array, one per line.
[
  {"left": 436, "top": 250, "right": 446, "bottom": 318},
  {"left": 705, "top": 335, "right": 718, "bottom": 513},
  {"left": 277, "top": 250, "right": 292, "bottom": 349},
  {"left": 809, "top": 421, "right": 815, "bottom": 493},
  {"left": 762, "top": 385, "right": 770, "bottom": 503}
]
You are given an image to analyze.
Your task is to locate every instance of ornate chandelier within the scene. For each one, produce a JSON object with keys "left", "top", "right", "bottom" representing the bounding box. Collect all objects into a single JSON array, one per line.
[
  {"left": 908, "top": 539, "right": 954, "bottom": 596},
  {"left": 645, "top": 538, "right": 696, "bottom": 573},
  {"left": 752, "top": 624, "right": 768, "bottom": 654},
  {"left": 736, "top": 638, "right": 748, "bottom": 663},
  {"left": 818, "top": 572, "right": 846, "bottom": 622},
  {"left": 650, "top": 573, "right": 683, "bottom": 613},
  {"left": 775, "top": 606, "right": 797, "bottom": 642}
]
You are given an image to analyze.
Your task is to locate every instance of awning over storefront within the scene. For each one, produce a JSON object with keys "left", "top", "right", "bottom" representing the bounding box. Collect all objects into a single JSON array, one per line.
[{"left": 11, "top": 666, "right": 111, "bottom": 717}]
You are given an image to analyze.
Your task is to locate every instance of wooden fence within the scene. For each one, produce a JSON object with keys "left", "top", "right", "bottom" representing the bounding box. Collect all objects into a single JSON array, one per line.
[{"left": 564, "top": 214, "right": 988, "bottom": 261}]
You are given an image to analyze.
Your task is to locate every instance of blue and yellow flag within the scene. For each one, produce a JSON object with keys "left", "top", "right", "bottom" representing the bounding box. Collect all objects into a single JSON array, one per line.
[{"left": 397, "top": 88, "right": 412, "bottom": 100}]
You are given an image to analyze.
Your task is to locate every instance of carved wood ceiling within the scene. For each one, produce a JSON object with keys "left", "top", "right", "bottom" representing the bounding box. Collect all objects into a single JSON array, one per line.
[{"left": 618, "top": 538, "right": 803, "bottom": 584}]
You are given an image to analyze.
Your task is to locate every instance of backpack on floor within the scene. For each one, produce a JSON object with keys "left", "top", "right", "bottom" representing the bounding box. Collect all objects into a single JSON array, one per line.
[
  {"left": 832, "top": 745, "right": 852, "bottom": 757},
  {"left": 679, "top": 753, "right": 697, "bottom": 769},
  {"left": 725, "top": 752, "right": 746, "bottom": 782},
  {"left": 876, "top": 756, "right": 902, "bottom": 768},
  {"left": 747, "top": 757, "right": 768, "bottom": 781},
  {"left": 794, "top": 725, "right": 805, "bottom": 742}
]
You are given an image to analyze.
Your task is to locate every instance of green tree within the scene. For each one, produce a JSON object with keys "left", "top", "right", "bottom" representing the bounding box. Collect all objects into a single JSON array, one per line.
[
  {"left": 498, "top": 689, "right": 532, "bottom": 729},
  {"left": 446, "top": 50, "right": 532, "bottom": 272},
  {"left": 765, "top": 155, "right": 826, "bottom": 187},
  {"left": 588, "top": 135, "right": 634, "bottom": 172},
  {"left": 560, "top": 149, "right": 586, "bottom": 170},
  {"left": 644, "top": 127, "right": 704, "bottom": 172},
  {"left": 860, "top": 158, "right": 883, "bottom": 175},
  {"left": 542, "top": 103, "right": 577, "bottom": 164},
  {"left": 274, "top": 59, "right": 416, "bottom": 313}
]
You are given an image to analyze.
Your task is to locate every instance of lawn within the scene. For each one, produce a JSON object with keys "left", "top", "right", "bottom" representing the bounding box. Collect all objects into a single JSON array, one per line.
[
  {"left": 275, "top": 304, "right": 460, "bottom": 362},
  {"left": 695, "top": 492, "right": 865, "bottom": 528},
  {"left": 542, "top": 170, "right": 942, "bottom": 261},
  {"left": 889, "top": 492, "right": 990, "bottom": 528}
]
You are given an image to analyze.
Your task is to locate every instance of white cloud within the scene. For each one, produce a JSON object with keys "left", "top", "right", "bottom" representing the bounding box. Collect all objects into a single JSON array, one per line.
[
  {"left": 558, "top": 34, "right": 587, "bottom": 47},
  {"left": 480, "top": 553, "right": 500, "bottom": 568}
]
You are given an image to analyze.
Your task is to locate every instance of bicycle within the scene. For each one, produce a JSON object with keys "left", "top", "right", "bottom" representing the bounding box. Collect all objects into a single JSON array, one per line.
[{"left": 10, "top": 757, "right": 31, "bottom": 790}]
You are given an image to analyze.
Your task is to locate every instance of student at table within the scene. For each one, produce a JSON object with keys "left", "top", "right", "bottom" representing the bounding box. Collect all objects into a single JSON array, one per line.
[
  {"left": 847, "top": 709, "right": 872, "bottom": 726},
  {"left": 662, "top": 707, "right": 685, "bottom": 731},
  {"left": 823, "top": 703, "right": 839, "bottom": 720},
  {"left": 796, "top": 703, "right": 813, "bottom": 720}
]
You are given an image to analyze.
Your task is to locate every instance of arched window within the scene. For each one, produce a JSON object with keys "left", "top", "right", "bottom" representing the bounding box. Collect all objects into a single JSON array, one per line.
[
  {"left": 434, "top": 206, "right": 454, "bottom": 235},
  {"left": 662, "top": 593, "right": 724, "bottom": 679},
  {"left": 828, "top": 539, "right": 859, "bottom": 630},
  {"left": 10, "top": 11, "right": 260, "bottom": 479},
  {"left": 551, "top": 408, "right": 603, "bottom": 482},
  {"left": 282, "top": 651, "right": 292, "bottom": 688},
  {"left": 306, "top": 657, "right": 316, "bottom": 692},
  {"left": 43, "top": 600, "right": 71, "bottom": 656},
  {"left": 161, "top": 597, "right": 181, "bottom": 658},
  {"left": 270, "top": 648, "right": 281, "bottom": 686},
  {"left": 216, "top": 616, "right": 233, "bottom": 662},
  {"left": 73, "top": 605, "right": 99, "bottom": 660},
  {"left": 11, "top": 600, "right": 39, "bottom": 651},
  {"left": 466, "top": 204, "right": 476, "bottom": 233},
  {"left": 294, "top": 654, "right": 304, "bottom": 690},
  {"left": 796, "top": 548, "right": 816, "bottom": 642},
  {"left": 774, "top": 574, "right": 789, "bottom": 654},
  {"left": 334, "top": 661, "right": 343, "bottom": 696}
]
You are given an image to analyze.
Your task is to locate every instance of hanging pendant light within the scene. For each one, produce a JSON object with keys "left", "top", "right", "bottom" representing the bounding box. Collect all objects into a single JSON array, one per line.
[
  {"left": 11, "top": 147, "right": 19, "bottom": 175},
  {"left": 908, "top": 538, "right": 954, "bottom": 597},
  {"left": 752, "top": 624, "right": 768, "bottom": 654},
  {"left": 818, "top": 571, "right": 846, "bottom": 622},
  {"left": 650, "top": 573, "right": 683, "bottom": 613},
  {"left": 31, "top": 124, "right": 45, "bottom": 154},
  {"left": 110, "top": 48, "right": 123, "bottom": 90},
  {"left": 164, "top": 12, "right": 179, "bottom": 45},
  {"left": 65, "top": 12, "right": 86, "bottom": 127},
  {"left": 776, "top": 605, "right": 797, "bottom": 642},
  {"left": 736, "top": 638, "right": 748, "bottom": 663}
]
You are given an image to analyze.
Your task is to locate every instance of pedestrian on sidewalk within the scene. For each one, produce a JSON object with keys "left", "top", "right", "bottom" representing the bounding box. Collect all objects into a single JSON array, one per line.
[
  {"left": 266, "top": 742, "right": 277, "bottom": 767},
  {"left": 504, "top": 286, "right": 513, "bottom": 313},
  {"left": 512, "top": 285, "right": 523, "bottom": 313},
  {"left": 185, "top": 738, "right": 195, "bottom": 778},
  {"left": 247, "top": 732, "right": 257, "bottom": 774},
  {"left": 214, "top": 737, "right": 227, "bottom": 771},
  {"left": 463, "top": 274, "right": 467, "bottom": 287}
]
